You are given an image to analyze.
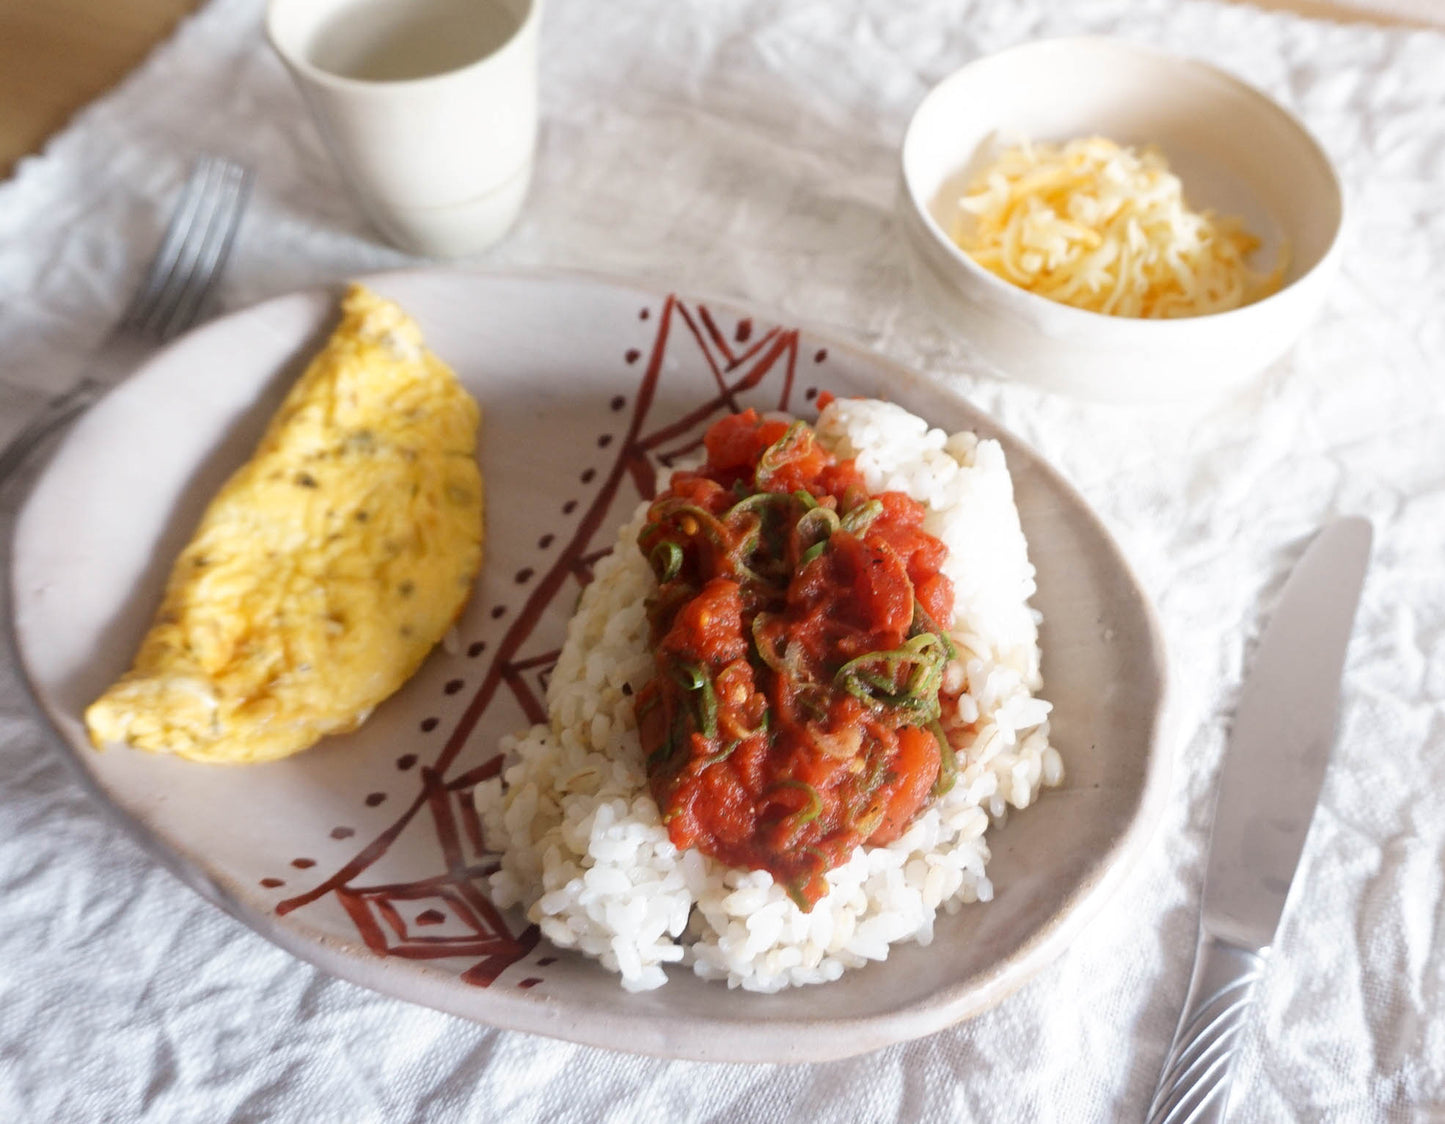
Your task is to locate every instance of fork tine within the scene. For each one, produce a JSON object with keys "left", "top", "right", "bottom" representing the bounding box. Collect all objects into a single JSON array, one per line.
[
  {"left": 154, "top": 163, "right": 252, "bottom": 339},
  {"left": 122, "top": 158, "right": 252, "bottom": 340},
  {"left": 132, "top": 160, "right": 227, "bottom": 336},
  {"left": 138, "top": 164, "right": 232, "bottom": 338},
  {"left": 145, "top": 161, "right": 240, "bottom": 337},
  {"left": 0, "top": 156, "right": 251, "bottom": 489},
  {"left": 119, "top": 157, "right": 223, "bottom": 332}
]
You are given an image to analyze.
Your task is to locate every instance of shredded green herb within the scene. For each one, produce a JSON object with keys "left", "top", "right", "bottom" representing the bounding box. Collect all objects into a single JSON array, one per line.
[
  {"left": 726, "top": 491, "right": 793, "bottom": 521},
  {"left": 649, "top": 540, "right": 683, "bottom": 582},
  {"left": 750, "top": 612, "right": 788, "bottom": 673},
  {"left": 840, "top": 499, "right": 884, "bottom": 535},
  {"left": 910, "top": 600, "right": 959, "bottom": 662},
  {"left": 834, "top": 632, "right": 950, "bottom": 722},
  {"left": 634, "top": 689, "right": 662, "bottom": 722},
  {"left": 793, "top": 505, "right": 840, "bottom": 555},
  {"left": 775, "top": 778, "right": 822, "bottom": 825},
  {"left": 670, "top": 659, "right": 719, "bottom": 738},
  {"left": 702, "top": 739, "right": 741, "bottom": 768},
  {"left": 930, "top": 718, "right": 957, "bottom": 796},
  {"left": 649, "top": 499, "right": 730, "bottom": 548},
  {"left": 646, "top": 727, "right": 677, "bottom": 769},
  {"left": 755, "top": 421, "right": 810, "bottom": 487}
]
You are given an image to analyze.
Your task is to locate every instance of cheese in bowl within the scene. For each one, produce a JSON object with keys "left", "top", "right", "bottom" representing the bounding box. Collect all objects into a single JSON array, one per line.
[
  {"left": 952, "top": 136, "right": 1285, "bottom": 319},
  {"left": 84, "top": 284, "right": 484, "bottom": 764}
]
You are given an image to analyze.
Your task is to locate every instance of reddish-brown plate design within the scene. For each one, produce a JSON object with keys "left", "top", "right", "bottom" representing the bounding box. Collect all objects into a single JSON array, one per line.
[{"left": 7, "top": 269, "right": 1167, "bottom": 1062}]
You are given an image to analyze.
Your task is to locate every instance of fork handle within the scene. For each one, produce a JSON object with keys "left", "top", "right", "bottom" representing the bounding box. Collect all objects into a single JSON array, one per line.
[
  {"left": 0, "top": 381, "right": 101, "bottom": 486},
  {"left": 0, "top": 331, "right": 155, "bottom": 489},
  {"left": 1146, "top": 934, "right": 1268, "bottom": 1124}
]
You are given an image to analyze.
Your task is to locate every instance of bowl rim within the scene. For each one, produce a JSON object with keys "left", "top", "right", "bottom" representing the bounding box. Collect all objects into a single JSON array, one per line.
[{"left": 899, "top": 34, "right": 1346, "bottom": 330}]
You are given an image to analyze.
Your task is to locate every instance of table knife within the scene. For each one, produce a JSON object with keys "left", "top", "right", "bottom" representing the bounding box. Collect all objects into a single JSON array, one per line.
[{"left": 1146, "top": 516, "right": 1372, "bottom": 1124}]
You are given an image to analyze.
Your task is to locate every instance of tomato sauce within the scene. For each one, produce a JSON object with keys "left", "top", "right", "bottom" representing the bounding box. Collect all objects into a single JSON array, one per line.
[{"left": 635, "top": 409, "right": 958, "bottom": 909}]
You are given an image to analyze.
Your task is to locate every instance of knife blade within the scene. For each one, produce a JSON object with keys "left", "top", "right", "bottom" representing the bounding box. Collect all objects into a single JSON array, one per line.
[{"left": 1146, "top": 516, "right": 1372, "bottom": 1124}]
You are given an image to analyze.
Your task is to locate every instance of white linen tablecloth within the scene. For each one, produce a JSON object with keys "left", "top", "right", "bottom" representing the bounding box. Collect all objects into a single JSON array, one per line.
[{"left": 2, "top": 0, "right": 1442, "bottom": 1120}]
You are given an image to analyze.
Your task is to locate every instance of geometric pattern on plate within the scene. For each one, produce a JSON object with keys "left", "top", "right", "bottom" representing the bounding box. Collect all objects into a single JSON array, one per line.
[{"left": 275, "top": 296, "right": 813, "bottom": 988}]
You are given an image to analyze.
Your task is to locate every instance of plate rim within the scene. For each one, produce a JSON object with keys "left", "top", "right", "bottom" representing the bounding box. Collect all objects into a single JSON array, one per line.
[{"left": 4, "top": 265, "right": 1171, "bottom": 1062}]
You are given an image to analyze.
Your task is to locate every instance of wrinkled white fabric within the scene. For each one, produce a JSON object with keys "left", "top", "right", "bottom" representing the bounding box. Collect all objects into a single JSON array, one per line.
[{"left": 1, "top": 0, "right": 1442, "bottom": 1120}]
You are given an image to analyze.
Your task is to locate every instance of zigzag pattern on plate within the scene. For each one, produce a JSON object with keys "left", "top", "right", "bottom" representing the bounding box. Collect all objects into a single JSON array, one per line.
[{"left": 274, "top": 296, "right": 824, "bottom": 989}]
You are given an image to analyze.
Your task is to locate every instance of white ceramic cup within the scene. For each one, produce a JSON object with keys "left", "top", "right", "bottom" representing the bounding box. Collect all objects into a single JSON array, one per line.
[{"left": 267, "top": 0, "right": 540, "bottom": 257}]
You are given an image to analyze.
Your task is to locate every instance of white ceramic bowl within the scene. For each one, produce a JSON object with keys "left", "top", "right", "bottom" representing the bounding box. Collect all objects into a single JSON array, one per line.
[{"left": 898, "top": 37, "right": 1344, "bottom": 402}]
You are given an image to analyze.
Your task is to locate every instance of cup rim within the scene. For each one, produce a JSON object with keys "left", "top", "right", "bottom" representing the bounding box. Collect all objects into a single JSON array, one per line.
[
  {"left": 898, "top": 35, "right": 1346, "bottom": 331},
  {"left": 266, "top": 0, "right": 540, "bottom": 94}
]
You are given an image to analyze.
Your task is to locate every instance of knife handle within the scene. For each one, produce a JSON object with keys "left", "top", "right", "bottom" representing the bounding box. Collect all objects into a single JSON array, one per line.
[{"left": 1145, "top": 933, "right": 1269, "bottom": 1124}]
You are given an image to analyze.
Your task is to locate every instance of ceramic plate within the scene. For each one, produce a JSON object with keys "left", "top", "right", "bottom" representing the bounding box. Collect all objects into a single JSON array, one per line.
[{"left": 7, "top": 269, "right": 1168, "bottom": 1062}]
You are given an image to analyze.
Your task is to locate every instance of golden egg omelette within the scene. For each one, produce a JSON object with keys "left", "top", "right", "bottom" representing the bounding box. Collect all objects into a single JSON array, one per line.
[{"left": 84, "top": 284, "right": 484, "bottom": 764}]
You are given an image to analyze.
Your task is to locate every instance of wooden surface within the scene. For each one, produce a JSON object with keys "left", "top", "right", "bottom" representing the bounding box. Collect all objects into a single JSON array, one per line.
[
  {"left": 0, "top": 0, "right": 201, "bottom": 178},
  {"left": 0, "top": 0, "right": 1435, "bottom": 181}
]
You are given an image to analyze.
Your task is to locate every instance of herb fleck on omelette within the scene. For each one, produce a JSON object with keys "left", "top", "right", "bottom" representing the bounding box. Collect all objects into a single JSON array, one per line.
[{"left": 85, "top": 284, "right": 484, "bottom": 764}]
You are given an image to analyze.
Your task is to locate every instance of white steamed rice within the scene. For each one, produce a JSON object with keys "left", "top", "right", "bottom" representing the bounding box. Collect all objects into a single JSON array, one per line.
[{"left": 474, "top": 398, "right": 1060, "bottom": 991}]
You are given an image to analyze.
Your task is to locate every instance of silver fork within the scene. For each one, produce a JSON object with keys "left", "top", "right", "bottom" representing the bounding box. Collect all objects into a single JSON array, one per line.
[{"left": 0, "top": 156, "right": 252, "bottom": 485}]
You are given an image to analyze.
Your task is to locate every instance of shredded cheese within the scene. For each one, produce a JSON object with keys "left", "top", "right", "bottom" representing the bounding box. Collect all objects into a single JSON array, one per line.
[{"left": 952, "top": 136, "right": 1285, "bottom": 319}]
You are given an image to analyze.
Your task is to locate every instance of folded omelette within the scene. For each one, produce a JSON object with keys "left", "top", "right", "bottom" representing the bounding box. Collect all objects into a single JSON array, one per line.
[{"left": 85, "top": 284, "right": 484, "bottom": 764}]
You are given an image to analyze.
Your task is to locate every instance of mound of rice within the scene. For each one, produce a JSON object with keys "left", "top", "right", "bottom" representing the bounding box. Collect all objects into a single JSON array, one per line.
[{"left": 475, "top": 398, "right": 1060, "bottom": 991}]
